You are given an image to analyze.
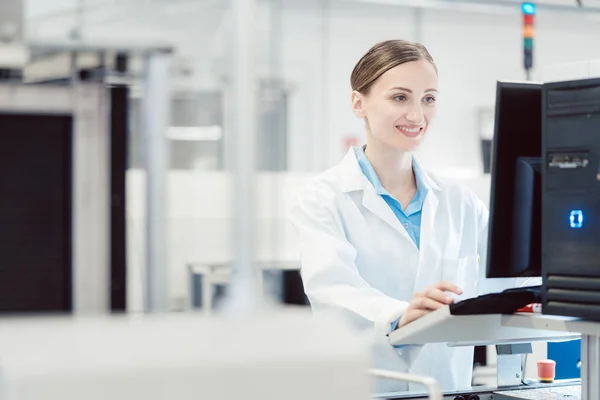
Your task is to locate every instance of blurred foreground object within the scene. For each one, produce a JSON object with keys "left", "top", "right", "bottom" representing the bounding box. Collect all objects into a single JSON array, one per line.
[{"left": 0, "top": 310, "right": 370, "bottom": 400}]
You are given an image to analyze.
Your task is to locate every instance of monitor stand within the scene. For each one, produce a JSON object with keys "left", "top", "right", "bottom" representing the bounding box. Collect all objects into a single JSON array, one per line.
[{"left": 496, "top": 343, "right": 532, "bottom": 387}]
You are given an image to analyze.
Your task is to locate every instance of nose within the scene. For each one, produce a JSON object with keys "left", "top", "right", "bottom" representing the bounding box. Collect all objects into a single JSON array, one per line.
[{"left": 406, "top": 103, "right": 424, "bottom": 125}]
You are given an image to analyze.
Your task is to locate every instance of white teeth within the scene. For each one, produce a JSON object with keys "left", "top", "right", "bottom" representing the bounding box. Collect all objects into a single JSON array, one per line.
[{"left": 397, "top": 126, "right": 421, "bottom": 133}]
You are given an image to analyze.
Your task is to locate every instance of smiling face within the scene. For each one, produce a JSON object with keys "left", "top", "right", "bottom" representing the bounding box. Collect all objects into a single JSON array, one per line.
[{"left": 351, "top": 59, "right": 438, "bottom": 152}]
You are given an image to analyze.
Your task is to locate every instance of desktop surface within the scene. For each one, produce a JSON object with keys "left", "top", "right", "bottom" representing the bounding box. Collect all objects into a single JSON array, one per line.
[
  {"left": 388, "top": 306, "right": 579, "bottom": 347},
  {"left": 374, "top": 380, "right": 580, "bottom": 399},
  {"left": 494, "top": 384, "right": 580, "bottom": 399}
]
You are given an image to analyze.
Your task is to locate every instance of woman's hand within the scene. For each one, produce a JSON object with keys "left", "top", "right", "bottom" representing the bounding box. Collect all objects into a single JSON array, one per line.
[{"left": 397, "top": 282, "right": 463, "bottom": 328}]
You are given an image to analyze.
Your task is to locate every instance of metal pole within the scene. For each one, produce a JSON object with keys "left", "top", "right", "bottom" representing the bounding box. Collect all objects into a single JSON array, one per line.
[
  {"left": 581, "top": 334, "right": 600, "bottom": 400},
  {"left": 143, "top": 50, "right": 172, "bottom": 312},
  {"left": 413, "top": 8, "right": 423, "bottom": 43},
  {"left": 225, "top": 0, "right": 262, "bottom": 310},
  {"left": 0, "top": 0, "right": 23, "bottom": 42},
  {"left": 369, "top": 369, "right": 443, "bottom": 400},
  {"left": 313, "top": 0, "right": 330, "bottom": 172}
]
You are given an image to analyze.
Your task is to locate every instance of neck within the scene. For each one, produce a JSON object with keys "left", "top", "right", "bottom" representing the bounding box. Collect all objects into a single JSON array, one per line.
[{"left": 363, "top": 137, "right": 415, "bottom": 194}]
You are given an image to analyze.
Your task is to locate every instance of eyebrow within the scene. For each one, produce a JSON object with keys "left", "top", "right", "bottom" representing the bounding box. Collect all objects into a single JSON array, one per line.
[{"left": 389, "top": 86, "right": 439, "bottom": 93}]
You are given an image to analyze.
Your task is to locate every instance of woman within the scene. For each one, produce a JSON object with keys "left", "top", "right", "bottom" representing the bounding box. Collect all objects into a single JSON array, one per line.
[{"left": 289, "top": 40, "right": 522, "bottom": 393}]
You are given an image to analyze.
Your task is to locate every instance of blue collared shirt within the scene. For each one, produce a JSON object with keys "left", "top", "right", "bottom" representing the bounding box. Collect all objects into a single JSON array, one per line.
[
  {"left": 354, "top": 146, "right": 429, "bottom": 335},
  {"left": 354, "top": 146, "right": 428, "bottom": 249}
]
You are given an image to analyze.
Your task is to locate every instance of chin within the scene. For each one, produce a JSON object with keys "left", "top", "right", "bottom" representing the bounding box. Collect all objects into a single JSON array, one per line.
[{"left": 388, "top": 135, "right": 425, "bottom": 152}]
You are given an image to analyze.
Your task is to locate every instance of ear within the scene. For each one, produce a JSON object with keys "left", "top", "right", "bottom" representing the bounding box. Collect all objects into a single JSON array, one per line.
[{"left": 351, "top": 91, "right": 367, "bottom": 118}]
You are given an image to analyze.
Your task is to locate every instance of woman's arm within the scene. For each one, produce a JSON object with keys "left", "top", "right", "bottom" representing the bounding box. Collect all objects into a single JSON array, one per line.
[{"left": 290, "top": 182, "right": 408, "bottom": 336}]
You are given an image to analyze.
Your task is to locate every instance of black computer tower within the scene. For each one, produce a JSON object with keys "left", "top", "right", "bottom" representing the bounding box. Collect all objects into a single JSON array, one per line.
[{"left": 542, "top": 78, "right": 600, "bottom": 320}]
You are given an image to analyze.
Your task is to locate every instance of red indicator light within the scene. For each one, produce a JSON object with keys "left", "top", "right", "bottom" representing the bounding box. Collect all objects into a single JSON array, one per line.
[{"left": 523, "top": 14, "right": 534, "bottom": 24}]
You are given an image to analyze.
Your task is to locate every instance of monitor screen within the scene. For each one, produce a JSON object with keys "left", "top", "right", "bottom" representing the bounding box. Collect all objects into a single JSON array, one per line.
[{"left": 486, "top": 81, "right": 542, "bottom": 278}]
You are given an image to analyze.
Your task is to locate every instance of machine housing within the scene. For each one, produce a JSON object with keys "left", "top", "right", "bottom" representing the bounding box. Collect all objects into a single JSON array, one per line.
[{"left": 542, "top": 77, "right": 600, "bottom": 320}]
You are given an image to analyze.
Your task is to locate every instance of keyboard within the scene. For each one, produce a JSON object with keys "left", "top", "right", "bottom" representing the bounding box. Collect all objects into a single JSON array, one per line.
[
  {"left": 494, "top": 385, "right": 580, "bottom": 400},
  {"left": 449, "top": 285, "right": 542, "bottom": 315}
]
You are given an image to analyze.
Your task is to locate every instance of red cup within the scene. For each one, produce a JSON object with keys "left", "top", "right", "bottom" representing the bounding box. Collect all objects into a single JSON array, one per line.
[{"left": 537, "top": 359, "right": 556, "bottom": 383}]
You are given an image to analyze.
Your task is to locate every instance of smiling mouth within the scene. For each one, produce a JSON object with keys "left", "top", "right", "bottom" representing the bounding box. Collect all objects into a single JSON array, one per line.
[{"left": 396, "top": 125, "right": 424, "bottom": 137}]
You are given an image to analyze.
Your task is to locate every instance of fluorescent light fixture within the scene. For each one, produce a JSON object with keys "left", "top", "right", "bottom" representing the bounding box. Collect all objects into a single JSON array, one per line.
[{"left": 165, "top": 126, "right": 223, "bottom": 141}]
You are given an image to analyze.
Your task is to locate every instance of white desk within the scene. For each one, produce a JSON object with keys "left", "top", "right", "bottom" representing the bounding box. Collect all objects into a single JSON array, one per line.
[
  {"left": 389, "top": 306, "right": 579, "bottom": 347},
  {"left": 388, "top": 307, "right": 581, "bottom": 396}
]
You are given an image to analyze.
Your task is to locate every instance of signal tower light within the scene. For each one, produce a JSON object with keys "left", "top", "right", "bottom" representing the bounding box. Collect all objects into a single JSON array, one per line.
[{"left": 522, "top": 2, "right": 536, "bottom": 80}]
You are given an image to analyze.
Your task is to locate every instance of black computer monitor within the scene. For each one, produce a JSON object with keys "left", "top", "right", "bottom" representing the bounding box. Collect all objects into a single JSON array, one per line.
[{"left": 486, "top": 81, "right": 543, "bottom": 278}]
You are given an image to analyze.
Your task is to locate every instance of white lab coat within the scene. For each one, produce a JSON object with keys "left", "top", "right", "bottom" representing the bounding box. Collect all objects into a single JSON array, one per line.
[{"left": 289, "top": 148, "right": 525, "bottom": 394}]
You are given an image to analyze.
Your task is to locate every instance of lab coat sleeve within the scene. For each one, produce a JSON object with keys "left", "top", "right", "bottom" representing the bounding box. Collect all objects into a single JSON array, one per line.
[
  {"left": 289, "top": 184, "right": 408, "bottom": 336},
  {"left": 476, "top": 198, "right": 541, "bottom": 295}
]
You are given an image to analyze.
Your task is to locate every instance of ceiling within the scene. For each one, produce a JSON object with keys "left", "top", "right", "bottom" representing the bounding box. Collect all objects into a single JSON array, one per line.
[
  {"left": 25, "top": 0, "right": 600, "bottom": 41},
  {"left": 21, "top": 0, "right": 600, "bottom": 83},
  {"left": 26, "top": 0, "right": 229, "bottom": 42}
]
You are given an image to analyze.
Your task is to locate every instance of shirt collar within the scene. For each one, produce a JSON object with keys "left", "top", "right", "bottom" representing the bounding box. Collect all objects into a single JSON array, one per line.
[
  {"left": 338, "top": 146, "right": 441, "bottom": 193},
  {"left": 353, "top": 146, "right": 429, "bottom": 200}
]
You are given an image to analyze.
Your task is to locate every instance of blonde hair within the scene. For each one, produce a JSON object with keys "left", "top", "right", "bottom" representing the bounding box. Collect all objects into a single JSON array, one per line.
[{"left": 350, "top": 40, "right": 437, "bottom": 94}]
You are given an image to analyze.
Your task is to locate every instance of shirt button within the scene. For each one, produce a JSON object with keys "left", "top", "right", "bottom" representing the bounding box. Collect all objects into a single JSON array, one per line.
[{"left": 403, "top": 223, "right": 409, "bottom": 228}]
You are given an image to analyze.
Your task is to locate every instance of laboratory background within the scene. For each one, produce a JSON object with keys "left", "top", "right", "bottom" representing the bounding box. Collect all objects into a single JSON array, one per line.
[{"left": 1, "top": 0, "right": 600, "bottom": 399}]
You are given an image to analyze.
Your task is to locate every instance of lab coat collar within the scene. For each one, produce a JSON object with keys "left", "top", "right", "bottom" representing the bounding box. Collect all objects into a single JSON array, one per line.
[
  {"left": 338, "top": 147, "right": 441, "bottom": 193},
  {"left": 412, "top": 154, "right": 441, "bottom": 192},
  {"left": 338, "top": 148, "right": 372, "bottom": 193},
  {"left": 338, "top": 147, "right": 440, "bottom": 244}
]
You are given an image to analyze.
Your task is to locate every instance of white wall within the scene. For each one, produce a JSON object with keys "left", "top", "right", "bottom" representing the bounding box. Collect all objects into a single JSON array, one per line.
[
  {"left": 277, "top": 2, "right": 600, "bottom": 175},
  {"left": 272, "top": 1, "right": 600, "bottom": 204},
  {"left": 161, "top": 3, "right": 600, "bottom": 309},
  {"left": 126, "top": 170, "right": 313, "bottom": 312},
  {"left": 26, "top": 1, "right": 600, "bottom": 175},
  {"left": 24, "top": 1, "right": 600, "bottom": 310}
]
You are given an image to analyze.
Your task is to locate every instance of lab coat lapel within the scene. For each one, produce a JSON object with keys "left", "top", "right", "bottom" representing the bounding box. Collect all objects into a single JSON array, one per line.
[
  {"left": 413, "top": 190, "right": 440, "bottom": 292},
  {"left": 414, "top": 155, "right": 441, "bottom": 258},
  {"left": 338, "top": 148, "right": 412, "bottom": 241},
  {"left": 413, "top": 157, "right": 443, "bottom": 292},
  {"left": 361, "top": 184, "right": 411, "bottom": 240},
  {"left": 420, "top": 190, "right": 440, "bottom": 256}
]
